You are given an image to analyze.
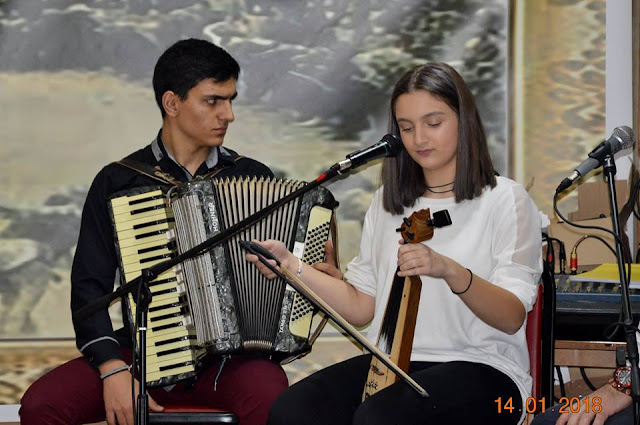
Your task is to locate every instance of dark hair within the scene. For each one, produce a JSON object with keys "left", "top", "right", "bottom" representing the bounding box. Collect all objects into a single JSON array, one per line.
[
  {"left": 152, "top": 38, "right": 240, "bottom": 118},
  {"left": 381, "top": 62, "right": 496, "bottom": 214}
]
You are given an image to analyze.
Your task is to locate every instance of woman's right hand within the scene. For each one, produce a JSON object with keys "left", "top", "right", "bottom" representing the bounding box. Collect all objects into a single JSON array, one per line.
[{"left": 245, "top": 239, "right": 297, "bottom": 279}]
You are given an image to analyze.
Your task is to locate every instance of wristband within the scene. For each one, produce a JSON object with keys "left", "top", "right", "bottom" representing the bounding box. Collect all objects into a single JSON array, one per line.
[
  {"left": 100, "top": 364, "right": 131, "bottom": 380},
  {"left": 451, "top": 268, "right": 473, "bottom": 295}
]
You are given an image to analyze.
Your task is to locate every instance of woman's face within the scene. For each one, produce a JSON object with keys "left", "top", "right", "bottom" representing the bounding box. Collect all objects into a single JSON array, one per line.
[{"left": 394, "top": 89, "right": 459, "bottom": 184}]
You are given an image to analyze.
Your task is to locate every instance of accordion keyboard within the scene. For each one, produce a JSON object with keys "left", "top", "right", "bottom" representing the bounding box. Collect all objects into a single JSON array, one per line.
[{"left": 111, "top": 189, "right": 203, "bottom": 386}]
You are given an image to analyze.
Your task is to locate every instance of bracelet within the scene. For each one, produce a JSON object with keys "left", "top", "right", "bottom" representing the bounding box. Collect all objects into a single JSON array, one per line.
[
  {"left": 99, "top": 364, "right": 131, "bottom": 380},
  {"left": 296, "top": 257, "right": 303, "bottom": 278},
  {"left": 451, "top": 268, "right": 473, "bottom": 295}
]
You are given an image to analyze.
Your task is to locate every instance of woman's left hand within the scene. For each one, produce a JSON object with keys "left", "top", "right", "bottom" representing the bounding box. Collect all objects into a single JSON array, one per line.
[{"left": 396, "top": 240, "right": 451, "bottom": 279}]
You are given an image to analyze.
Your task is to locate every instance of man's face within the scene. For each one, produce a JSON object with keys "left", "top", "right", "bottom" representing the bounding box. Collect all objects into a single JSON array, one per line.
[{"left": 172, "top": 77, "right": 237, "bottom": 148}]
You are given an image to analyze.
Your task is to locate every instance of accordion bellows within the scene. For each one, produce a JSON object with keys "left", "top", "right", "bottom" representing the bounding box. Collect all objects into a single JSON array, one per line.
[{"left": 109, "top": 176, "right": 338, "bottom": 387}]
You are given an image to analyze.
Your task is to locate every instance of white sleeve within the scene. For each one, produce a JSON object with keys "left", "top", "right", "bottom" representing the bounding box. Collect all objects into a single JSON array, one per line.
[
  {"left": 343, "top": 190, "right": 381, "bottom": 297},
  {"left": 488, "top": 184, "right": 543, "bottom": 312}
]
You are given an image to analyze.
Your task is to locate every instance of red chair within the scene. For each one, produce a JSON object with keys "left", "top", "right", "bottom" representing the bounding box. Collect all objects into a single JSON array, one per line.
[{"left": 524, "top": 262, "right": 555, "bottom": 424}]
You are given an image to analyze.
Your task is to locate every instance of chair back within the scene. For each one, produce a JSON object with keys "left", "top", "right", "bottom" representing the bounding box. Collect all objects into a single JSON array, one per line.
[
  {"left": 526, "top": 284, "right": 543, "bottom": 401},
  {"left": 525, "top": 262, "right": 556, "bottom": 412}
]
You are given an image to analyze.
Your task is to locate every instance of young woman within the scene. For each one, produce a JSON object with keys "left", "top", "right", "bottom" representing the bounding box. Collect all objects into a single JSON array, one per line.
[{"left": 247, "top": 62, "right": 542, "bottom": 425}]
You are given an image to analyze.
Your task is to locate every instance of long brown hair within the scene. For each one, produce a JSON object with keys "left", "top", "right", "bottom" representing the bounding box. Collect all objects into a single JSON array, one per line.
[{"left": 381, "top": 62, "right": 496, "bottom": 214}]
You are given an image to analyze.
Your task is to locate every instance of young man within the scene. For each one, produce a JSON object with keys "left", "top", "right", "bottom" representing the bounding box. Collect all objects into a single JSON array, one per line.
[{"left": 20, "top": 38, "right": 288, "bottom": 425}]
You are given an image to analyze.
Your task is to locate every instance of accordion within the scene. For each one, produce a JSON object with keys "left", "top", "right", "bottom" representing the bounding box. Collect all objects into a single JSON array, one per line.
[{"left": 109, "top": 177, "right": 338, "bottom": 387}]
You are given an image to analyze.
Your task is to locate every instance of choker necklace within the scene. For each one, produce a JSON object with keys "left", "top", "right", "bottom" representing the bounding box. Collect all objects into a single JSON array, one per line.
[
  {"left": 425, "top": 181, "right": 454, "bottom": 188},
  {"left": 425, "top": 181, "right": 454, "bottom": 194},
  {"left": 426, "top": 187, "right": 454, "bottom": 194}
]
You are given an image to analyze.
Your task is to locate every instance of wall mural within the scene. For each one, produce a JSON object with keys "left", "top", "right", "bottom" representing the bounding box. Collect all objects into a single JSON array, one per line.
[
  {"left": 0, "top": 0, "right": 512, "bottom": 405},
  {"left": 0, "top": 0, "right": 509, "bottom": 340}
]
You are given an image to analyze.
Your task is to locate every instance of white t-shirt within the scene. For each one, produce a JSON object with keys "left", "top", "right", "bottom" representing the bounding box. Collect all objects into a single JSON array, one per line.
[{"left": 344, "top": 176, "right": 543, "bottom": 407}]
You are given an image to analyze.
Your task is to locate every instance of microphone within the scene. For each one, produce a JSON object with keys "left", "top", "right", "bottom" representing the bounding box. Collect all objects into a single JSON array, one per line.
[
  {"left": 555, "top": 126, "right": 635, "bottom": 193},
  {"left": 332, "top": 134, "right": 403, "bottom": 172}
]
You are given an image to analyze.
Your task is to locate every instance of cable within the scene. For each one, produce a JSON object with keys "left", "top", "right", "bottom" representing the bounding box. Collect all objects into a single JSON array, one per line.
[
  {"left": 630, "top": 177, "right": 640, "bottom": 220},
  {"left": 541, "top": 232, "right": 555, "bottom": 273},
  {"left": 579, "top": 367, "right": 598, "bottom": 391},
  {"left": 553, "top": 192, "right": 632, "bottom": 282},
  {"left": 542, "top": 233, "right": 568, "bottom": 275},
  {"left": 555, "top": 365, "right": 566, "bottom": 399},
  {"left": 550, "top": 238, "right": 566, "bottom": 274},
  {"left": 569, "top": 234, "right": 617, "bottom": 275},
  {"left": 556, "top": 239, "right": 567, "bottom": 274}
]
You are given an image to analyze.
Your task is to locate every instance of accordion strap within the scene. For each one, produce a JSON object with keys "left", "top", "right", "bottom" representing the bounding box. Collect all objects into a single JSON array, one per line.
[
  {"left": 201, "top": 155, "right": 244, "bottom": 179},
  {"left": 115, "top": 155, "right": 246, "bottom": 186},
  {"left": 115, "top": 158, "right": 181, "bottom": 186}
]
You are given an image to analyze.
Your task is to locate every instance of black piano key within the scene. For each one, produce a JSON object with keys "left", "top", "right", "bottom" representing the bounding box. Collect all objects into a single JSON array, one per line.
[
  {"left": 140, "top": 253, "right": 174, "bottom": 264},
  {"left": 157, "top": 345, "right": 201, "bottom": 357},
  {"left": 131, "top": 204, "right": 166, "bottom": 215},
  {"left": 138, "top": 241, "right": 176, "bottom": 255},
  {"left": 159, "top": 360, "right": 196, "bottom": 372},
  {"left": 149, "top": 301, "right": 182, "bottom": 313},
  {"left": 133, "top": 218, "right": 175, "bottom": 230},
  {"left": 150, "top": 309, "right": 188, "bottom": 323},
  {"left": 155, "top": 335, "right": 196, "bottom": 347},
  {"left": 129, "top": 194, "right": 164, "bottom": 206},
  {"left": 152, "top": 321, "right": 184, "bottom": 332},
  {"left": 136, "top": 229, "right": 169, "bottom": 240}
]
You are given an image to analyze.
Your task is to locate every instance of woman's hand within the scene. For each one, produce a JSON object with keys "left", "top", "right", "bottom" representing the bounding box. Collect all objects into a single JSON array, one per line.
[
  {"left": 395, "top": 240, "right": 525, "bottom": 333},
  {"left": 244, "top": 239, "right": 297, "bottom": 278},
  {"left": 396, "top": 240, "right": 451, "bottom": 280},
  {"left": 245, "top": 239, "right": 373, "bottom": 326}
]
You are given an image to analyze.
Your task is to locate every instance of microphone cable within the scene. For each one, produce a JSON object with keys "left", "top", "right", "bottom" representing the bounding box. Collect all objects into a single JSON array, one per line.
[{"left": 553, "top": 191, "right": 633, "bottom": 343}]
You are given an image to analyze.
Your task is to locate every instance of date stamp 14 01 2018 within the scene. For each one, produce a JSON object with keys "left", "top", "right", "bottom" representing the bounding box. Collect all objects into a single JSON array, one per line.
[{"left": 495, "top": 396, "right": 603, "bottom": 415}]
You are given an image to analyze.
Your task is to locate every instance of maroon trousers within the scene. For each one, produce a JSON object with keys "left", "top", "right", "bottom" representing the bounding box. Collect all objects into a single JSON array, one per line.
[{"left": 20, "top": 349, "right": 288, "bottom": 425}]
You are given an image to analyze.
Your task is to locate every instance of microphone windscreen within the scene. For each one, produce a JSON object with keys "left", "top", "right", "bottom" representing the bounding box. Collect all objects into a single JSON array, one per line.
[
  {"left": 612, "top": 125, "right": 635, "bottom": 151},
  {"left": 381, "top": 134, "right": 403, "bottom": 157}
]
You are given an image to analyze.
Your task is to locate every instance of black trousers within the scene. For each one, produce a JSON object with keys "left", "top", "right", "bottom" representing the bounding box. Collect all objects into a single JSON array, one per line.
[{"left": 268, "top": 354, "right": 523, "bottom": 425}]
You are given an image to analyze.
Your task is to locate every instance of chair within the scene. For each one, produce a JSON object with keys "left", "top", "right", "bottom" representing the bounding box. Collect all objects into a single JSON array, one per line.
[
  {"left": 148, "top": 405, "right": 238, "bottom": 424},
  {"left": 523, "top": 262, "right": 555, "bottom": 424}
]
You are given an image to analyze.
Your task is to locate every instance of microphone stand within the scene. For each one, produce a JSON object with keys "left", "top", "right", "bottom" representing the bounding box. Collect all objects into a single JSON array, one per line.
[
  {"left": 73, "top": 160, "right": 379, "bottom": 425},
  {"left": 602, "top": 154, "right": 640, "bottom": 423},
  {"left": 136, "top": 269, "right": 152, "bottom": 425}
]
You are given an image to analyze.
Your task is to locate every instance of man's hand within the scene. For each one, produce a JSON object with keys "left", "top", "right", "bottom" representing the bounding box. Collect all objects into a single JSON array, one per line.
[
  {"left": 313, "top": 240, "right": 343, "bottom": 280},
  {"left": 556, "top": 383, "right": 631, "bottom": 425},
  {"left": 100, "top": 360, "right": 163, "bottom": 425}
]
